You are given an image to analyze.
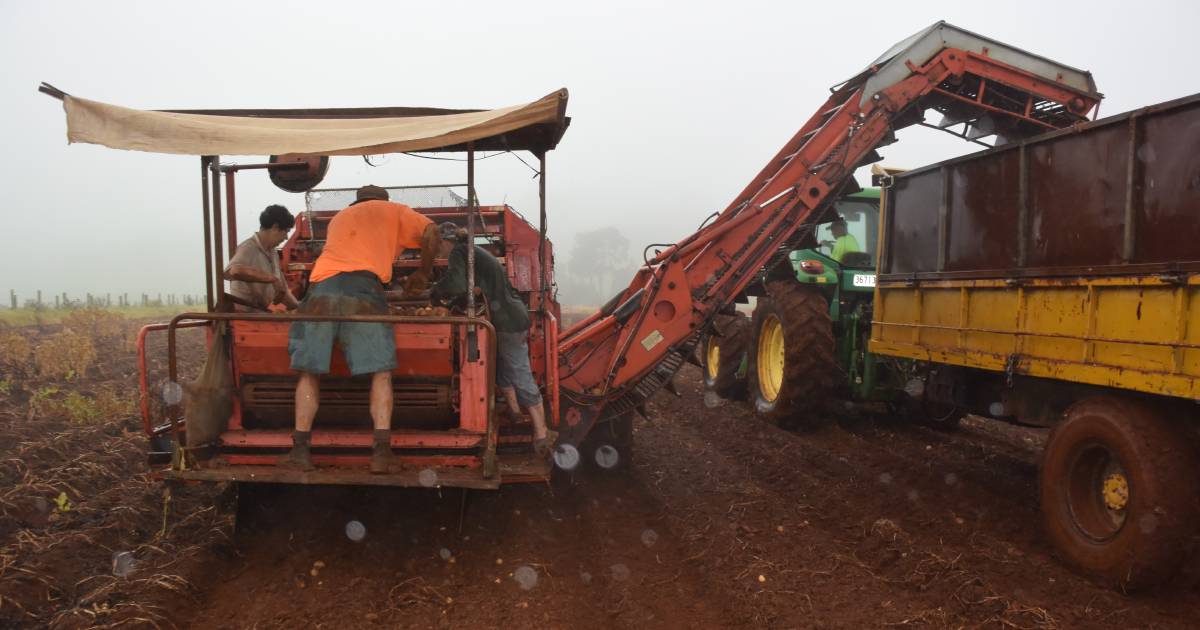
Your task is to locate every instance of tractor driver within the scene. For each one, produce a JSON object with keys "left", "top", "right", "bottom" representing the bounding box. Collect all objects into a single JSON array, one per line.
[
  {"left": 223, "top": 204, "right": 300, "bottom": 311},
  {"left": 430, "top": 222, "right": 558, "bottom": 457},
  {"left": 280, "top": 185, "right": 441, "bottom": 473},
  {"left": 828, "top": 217, "right": 861, "bottom": 263}
]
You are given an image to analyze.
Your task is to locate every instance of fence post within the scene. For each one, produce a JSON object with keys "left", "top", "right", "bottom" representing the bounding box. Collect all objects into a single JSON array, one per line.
[{"left": 8, "top": 289, "right": 14, "bottom": 310}]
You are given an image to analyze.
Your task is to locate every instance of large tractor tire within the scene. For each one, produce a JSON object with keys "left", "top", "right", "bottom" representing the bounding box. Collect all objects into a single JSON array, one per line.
[
  {"left": 748, "top": 282, "right": 837, "bottom": 428},
  {"left": 1040, "top": 396, "right": 1200, "bottom": 589},
  {"left": 702, "top": 313, "right": 752, "bottom": 400}
]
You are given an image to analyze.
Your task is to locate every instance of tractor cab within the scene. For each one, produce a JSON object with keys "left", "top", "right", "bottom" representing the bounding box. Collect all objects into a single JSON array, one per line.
[{"left": 788, "top": 189, "right": 881, "bottom": 302}]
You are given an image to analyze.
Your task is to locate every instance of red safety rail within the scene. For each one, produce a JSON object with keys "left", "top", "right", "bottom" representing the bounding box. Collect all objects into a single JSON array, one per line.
[{"left": 136, "top": 321, "right": 208, "bottom": 435}]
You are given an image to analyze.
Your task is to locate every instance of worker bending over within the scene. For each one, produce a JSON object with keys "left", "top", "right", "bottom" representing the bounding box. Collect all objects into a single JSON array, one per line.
[
  {"left": 281, "top": 185, "right": 440, "bottom": 473},
  {"left": 223, "top": 204, "right": 300, "bottom": 310},
  {"left": 430, "top": 222, "right": 557, "bottom": 456}
]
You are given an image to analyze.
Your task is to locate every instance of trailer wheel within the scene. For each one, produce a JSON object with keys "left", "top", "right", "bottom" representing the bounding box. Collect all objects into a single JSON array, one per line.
[
  {"left": 702, "top": 314, "right": 751, "bottom": 400},
  {"left": 748, "top": 282, "right": 836, "bottom": 428},
  {"left": 1041, "top": 396, "right": 1200, "bottom": 589}
]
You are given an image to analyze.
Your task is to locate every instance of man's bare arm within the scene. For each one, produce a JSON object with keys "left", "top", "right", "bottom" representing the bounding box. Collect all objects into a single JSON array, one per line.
[
  {"left": 403, "top": 223, "right": 442, "bottom": 294},
  {"left": 225, "top": 264, "right": 278, "bottom": 284}
]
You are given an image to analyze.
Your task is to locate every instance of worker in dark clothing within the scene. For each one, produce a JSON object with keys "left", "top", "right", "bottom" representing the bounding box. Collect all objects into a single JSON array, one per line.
[{"left": 430, "top": 222, "right": 557, "bottom": 456}]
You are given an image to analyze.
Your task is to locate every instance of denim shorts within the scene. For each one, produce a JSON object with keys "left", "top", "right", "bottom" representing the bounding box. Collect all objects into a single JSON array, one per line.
[
  {"left": 288, "top": 272, "right": 396, "bottom": 376},
  {"left": 495, "top": 330, "right": 542, "bottom": 407}
]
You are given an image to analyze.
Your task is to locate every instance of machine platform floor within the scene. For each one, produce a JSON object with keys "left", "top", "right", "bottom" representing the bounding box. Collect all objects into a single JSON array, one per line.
[{"left": 160, "top": 452, "right": 551, "bottom": 489}]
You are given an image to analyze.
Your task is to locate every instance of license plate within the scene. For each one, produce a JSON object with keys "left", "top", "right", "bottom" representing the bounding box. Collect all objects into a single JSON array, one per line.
[{"left": 852, "top": 274, "right": 876, "bottom": 288}]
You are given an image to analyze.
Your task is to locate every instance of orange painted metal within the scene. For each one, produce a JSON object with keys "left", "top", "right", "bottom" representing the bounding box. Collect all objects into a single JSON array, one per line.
[
  {"left": 219, "top": 429, "right": 484, "bottom": 449},
  {"left": 557, "top": 46, "right": 1100, "bottom": 425},
  {"left": 229, "top": 320, "right": 454, "bottom": 377}
]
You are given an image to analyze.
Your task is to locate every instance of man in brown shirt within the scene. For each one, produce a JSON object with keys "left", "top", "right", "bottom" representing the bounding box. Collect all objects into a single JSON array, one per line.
[{"left": 224, "top": 204, "right": 300, "bottom": 310}]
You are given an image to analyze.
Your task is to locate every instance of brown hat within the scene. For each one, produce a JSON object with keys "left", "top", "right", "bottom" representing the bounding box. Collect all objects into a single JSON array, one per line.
[{"left": 354, "top": 185, "right": 389, "bottom": 204}]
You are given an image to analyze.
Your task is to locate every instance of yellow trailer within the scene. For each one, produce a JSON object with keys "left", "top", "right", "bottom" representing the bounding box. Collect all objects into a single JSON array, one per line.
[
  {"left": 871, "top": 275, "right": 1200, "bottom": 401},
  {"left": 869, "top": 93, "right": 1200, "bottom": 589}
]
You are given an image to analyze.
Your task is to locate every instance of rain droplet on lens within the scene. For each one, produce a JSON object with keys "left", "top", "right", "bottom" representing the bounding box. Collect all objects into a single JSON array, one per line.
[
  {"left": 878, "top": 473, "right": 892, "bottom": 485},
  {"left": 112, "top": 551, "right": 136, "bottom": 578},
  {"left": 553, "top": 443, "right": 581, "bottom": 471},
  {"left": 703, "top": 391, "right": 725, "bottom": 409},
  {"left": 345, "top": 520, "right": 366, "bottom": 542},
  {"left": 1139, "top": 513, "right": 1159, "bottom": 534},
  {"left": 610, "top": 563, "right": 631, "bottom": 581},
  {"left": 580, "top": 571, "right": 592, "bottom": 585},
  {"left": 907, "top": 490, "right": 920, "bottom": 502},
  {"left": 418, "top": 468, "right": 439, "bottom": 487},
  {"left": 162, "top": 381, "right": 183, "bottom": 406},
  {"left": 640, "top": 529, "right": 659, "bottom": 547},
  {"left": 439, "top": 548, "right": 452, "bottom": 561},
  {"left": 944, "top": 473, "right": 958, "bottom": 486},
  {"left": 594, "top": 445, "right": 620, "bottom": 469},
  {"left": 513, "top": 565, "right": 538, "bottom": 591}
]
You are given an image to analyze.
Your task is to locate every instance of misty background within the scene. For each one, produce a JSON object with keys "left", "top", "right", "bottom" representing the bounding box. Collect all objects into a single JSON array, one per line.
[{"left": 2, "top": 1, "right": 1197, "bottom": 306}]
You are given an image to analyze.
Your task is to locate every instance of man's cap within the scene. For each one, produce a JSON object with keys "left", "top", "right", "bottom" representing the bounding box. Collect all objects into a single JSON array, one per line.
[
  {"left": 354, "top": 185, "right": 389, "bottom": 204},
  {"left": 438, "top": 221, "right": 465, "bottom": 241}
]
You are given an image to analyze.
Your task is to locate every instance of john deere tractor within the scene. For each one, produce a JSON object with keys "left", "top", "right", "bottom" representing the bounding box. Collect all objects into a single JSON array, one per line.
[{"left": 701, "top": 187, "right": 929, "bottom": 427}]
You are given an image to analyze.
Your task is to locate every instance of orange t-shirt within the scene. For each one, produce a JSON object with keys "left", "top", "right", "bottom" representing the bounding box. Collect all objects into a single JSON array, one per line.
[{"left": 310, "top": 200, "right": 432, "bottom": 284}]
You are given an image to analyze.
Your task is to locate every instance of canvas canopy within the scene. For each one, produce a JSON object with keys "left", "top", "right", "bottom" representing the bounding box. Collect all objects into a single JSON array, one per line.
[{"left": 45, "top": 86, "right": 570, "bottom": 156}]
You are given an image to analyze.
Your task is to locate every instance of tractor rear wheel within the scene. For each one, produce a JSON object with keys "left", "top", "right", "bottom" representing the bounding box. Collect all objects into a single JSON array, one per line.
[
  {"left": 702, "top": 314, "right": 751, "bottom": 400},
  {"left": 748, "top": 282, "right": 836, "bottom": 428},
  {"left": 1040, "top": 396, "right": 1200, "bottom": 589}
]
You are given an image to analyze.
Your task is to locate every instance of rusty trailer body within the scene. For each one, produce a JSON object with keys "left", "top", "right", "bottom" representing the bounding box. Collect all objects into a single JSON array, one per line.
[
  {"left": 872, "top": 93, "right": 1200, "bottom": 402},
  {"left": 870, "top": 93, "right": 1200, "bottom": 588}
]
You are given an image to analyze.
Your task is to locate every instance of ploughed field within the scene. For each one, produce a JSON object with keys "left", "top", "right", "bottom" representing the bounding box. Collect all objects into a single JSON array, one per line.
[{"left": 2, "top": 316, "right": 1199, "bottom": 628}]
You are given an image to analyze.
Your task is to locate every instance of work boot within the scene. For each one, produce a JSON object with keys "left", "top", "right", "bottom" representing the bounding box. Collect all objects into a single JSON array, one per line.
[
  {"left": 370, "top": 430, "right": 393, "bottom": 474},
  {"left": 533, "top": 429, "right": 559, "bottom": 459},
  {"left": 278, "top": 431, "right": 315, "bottom": 472}
]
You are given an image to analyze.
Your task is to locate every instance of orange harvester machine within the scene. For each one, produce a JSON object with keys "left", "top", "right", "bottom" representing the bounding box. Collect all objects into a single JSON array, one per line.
[{"left": 45, "top": 21, "right": 1103, "bottom": 490}]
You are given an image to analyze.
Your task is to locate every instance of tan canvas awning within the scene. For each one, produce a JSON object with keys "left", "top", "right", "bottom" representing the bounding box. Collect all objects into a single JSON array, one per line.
[{"left": 47, "top": 86, "right": 569, "bottom": 156}]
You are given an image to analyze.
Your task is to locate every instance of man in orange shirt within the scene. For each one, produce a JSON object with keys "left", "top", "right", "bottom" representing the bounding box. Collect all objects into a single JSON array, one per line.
[{"left": 280, "top": 185, "right": 439, "bottom": 473}]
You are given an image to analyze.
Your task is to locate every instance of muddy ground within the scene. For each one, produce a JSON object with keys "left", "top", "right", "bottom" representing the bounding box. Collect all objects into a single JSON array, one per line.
[{"left": 2, "top": 325, "right": 1200, "bottom": 629}]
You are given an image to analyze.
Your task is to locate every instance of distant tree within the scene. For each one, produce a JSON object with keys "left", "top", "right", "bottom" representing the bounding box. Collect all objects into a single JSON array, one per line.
[{"left": 560, "top": 227, "right": 637, "bottom": 306}]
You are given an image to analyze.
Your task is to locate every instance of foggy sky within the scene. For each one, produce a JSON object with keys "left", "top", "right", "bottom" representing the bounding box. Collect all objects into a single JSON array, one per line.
[{"left": 1, "top": 0, "right": 1196, "bottom": 299}]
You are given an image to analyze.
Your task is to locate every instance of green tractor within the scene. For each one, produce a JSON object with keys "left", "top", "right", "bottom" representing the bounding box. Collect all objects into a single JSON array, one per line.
[{"left": 701, "top": 187, "right": 935, "bottom": 427}]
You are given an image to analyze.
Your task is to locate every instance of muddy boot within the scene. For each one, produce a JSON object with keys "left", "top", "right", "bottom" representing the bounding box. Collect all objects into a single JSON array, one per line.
[
  {"left": 278, "top": 431, "right": 315, "bottom": 472},
  {"left": 533, "top": 429, "right": 559, "bottom": 458},
  {"left": 370, "top": 429, "right": 393, "bottom": 474}
]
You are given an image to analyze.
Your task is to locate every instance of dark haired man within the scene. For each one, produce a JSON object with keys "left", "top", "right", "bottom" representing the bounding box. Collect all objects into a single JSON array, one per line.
[
  {"left": 224, "top": 204, "right": 300, "bottom": 310},
  {"left": 225, "top": 204, "right": 300, "bottom": 309}
]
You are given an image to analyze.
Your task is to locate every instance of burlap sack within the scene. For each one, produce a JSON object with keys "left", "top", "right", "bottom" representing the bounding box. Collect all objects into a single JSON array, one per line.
[{"left": 184, "top": 322, "right": 233, "bottom": 458}]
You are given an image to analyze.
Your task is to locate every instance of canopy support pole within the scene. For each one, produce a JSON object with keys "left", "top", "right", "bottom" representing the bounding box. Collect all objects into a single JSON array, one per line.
[
  {"left": 538, "top": 153, "right": 548, "bottom": 313},
  {"left": 209, "top": 158, "right": 225, "bottom": 310},
  {"left": 200, "top": 157, "right": 215, "bottom": 312},
  {"left": 224, "top": 171, "right": 238, "bottom": 256},
  {"left": 466, "top": 142, "right": 478, "bottom": 362}
]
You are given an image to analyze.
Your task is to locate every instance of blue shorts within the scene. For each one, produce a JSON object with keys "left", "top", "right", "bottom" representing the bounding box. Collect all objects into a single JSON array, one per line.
[
  {"left": 496, "top": 330, "right": 542, "bottom": 408},
  {"left": 288, "top": 272, "right": 396, "bottom": 376}
]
